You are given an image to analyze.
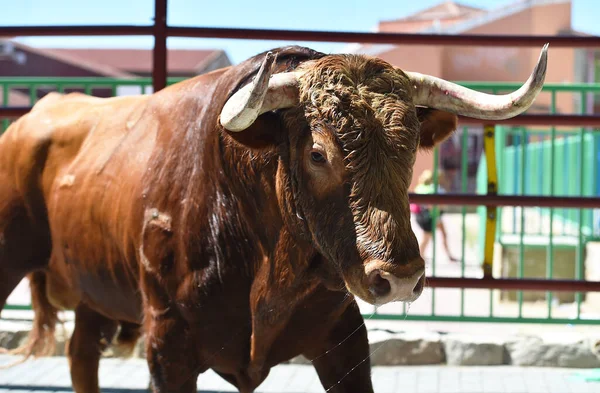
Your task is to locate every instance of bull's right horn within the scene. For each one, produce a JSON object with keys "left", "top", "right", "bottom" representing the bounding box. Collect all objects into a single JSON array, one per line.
[
  {"left": 220, "top": 52, "right": 302, "bottom": 132},
  {"left": 405, "top": 43, "right": 549, "bottom": 120}
]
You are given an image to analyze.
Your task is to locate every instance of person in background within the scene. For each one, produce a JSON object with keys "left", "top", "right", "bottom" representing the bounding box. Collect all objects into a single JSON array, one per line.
[{"left": 410, "top": 169, "right": 459, "bottom": 263}]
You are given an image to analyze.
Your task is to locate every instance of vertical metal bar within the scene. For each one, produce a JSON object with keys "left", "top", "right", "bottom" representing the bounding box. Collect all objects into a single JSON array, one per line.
[
  {"left": 537, "top": 130, "right": 544, "bottom": 235},
  {"left": 512, "top": 128, "right": 518, "bottom": 234},
  {"left": 496, "top": 125, "right": 504, "bottom": 246},
  {"left": 152, "top": 0, "right": 168, "bottom": 93},
  {"left": 546, "top": 91, "right": 556, "bottom": 318},
  {"left": 483, "top": 124, "right": 498, "bottom": 318},
  {"left": 518, "top": 126, "right": 526, "bottom": 318},
  {"left": 29, "top": 85, "right": 37, "bottom": 105},
  {"left": 483, "top": 124, "right": 497, "bottom": 278},
  {"left": 2, "top": 84, "right": 9, "bottom": 132},
  {"left": 431, "top": 148, "right": 439, "bottom": 316},
  {"left": 460, "top": 126, "right": 468, "bottom": 317},
  {"left": 561, "top": 130, "right": 568, "bottom": 236},
  {"left": 576, "top": 90, "right": 586, "bottom": 319}
]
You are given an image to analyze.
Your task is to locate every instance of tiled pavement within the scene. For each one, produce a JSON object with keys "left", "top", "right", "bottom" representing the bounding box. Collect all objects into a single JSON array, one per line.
[{"left": 1, "top": 355, "right": 600, "bottom": 393}]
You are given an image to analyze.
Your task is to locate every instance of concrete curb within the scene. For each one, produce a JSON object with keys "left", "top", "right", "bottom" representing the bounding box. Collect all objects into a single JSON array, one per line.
[{"left": 2, "top": 323, "right": 600, "bottom": 368}]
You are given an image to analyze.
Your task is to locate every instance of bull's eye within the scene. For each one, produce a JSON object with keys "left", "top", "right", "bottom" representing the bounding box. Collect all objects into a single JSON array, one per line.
[{"left": 310, "top": 150, "right": 326, "bottom": 164}]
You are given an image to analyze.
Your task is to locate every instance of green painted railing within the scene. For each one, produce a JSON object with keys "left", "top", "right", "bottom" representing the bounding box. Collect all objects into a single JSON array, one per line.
[
  {"left": 2, "top": 77, "right": 600, "bottom": 325},
  {"left": 474, "top": 82, "right": 600, "bottom": 325}
]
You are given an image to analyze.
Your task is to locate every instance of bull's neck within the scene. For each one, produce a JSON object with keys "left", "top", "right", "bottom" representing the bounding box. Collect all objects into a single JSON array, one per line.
[{"left": 214, "top": 134, "right": 284, "bottom": 259}]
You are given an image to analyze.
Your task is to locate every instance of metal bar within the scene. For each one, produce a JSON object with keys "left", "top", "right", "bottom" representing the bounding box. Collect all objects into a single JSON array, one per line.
[
  {"left": 0, "top": 77, "right": 185, "bottom": 85},
  {"left": 166, "top": 26, "right": 600, "bottom": 47},
  {"left": 152, "top": 0, "right": 168, "bottom": 92},
  {"left": 2, "top": 108, "right": 599, "bottom": 128},
  {"left": 426, "top": 277, "right": 600, "bottom": 292},
  {"left": 2, "top": 23, "right": 600, "bottom": 47},
  {"left": 29, "top": 85, "right": 37, "bottom": 105},
  {"left": 546, "top": 91, "right": 557, "bottom": 318},
  {"left": 2, "top": 84, "right": 9, "bottom": 132},
  {"left": 483, "top": 124, "right": 497, "bottom": 278},
  {"left": 511, "top": 129, "right": 518, "bottom": 234},
  {"left": 0, "top": 79, "right": 598, "bottom": 91},
  {"left": 518, "top": 126, "right": 526, "bottom": 318},
  {"left": 0, "top": 25, "right": 153, "bottom": 36},
  {"left": 431, "top": 147, "right": 439, "bottom": 316},
  {"left": 457, "top": 82, "right": 600, "bottom": 92},
  {"left": 2, "top": 304, "right": 32, "bottom": 311},
  {"left": 407, "top": 194, "right": 600, "bottom": 208},
  {"left": 460, "top": 126, "right": 468, "bottom": 317},
  {"left": 367, "top": 314, "right": 600, "bottom": 325},
  {"left": 0, "top": 107, "right": 32, "bottom": 117},
  {"left": 458, "top": 114, "right": 600, "bottom": 127},
  {"left": 560, "top": 133, "right": 567, "bottom": 236},
  {"left": 576, "top": 94, "right": 586, "bottom": 319}
]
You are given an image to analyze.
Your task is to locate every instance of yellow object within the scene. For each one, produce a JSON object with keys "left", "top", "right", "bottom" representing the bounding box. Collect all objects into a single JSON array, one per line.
[{"left": 483, "top": 124, "right": 498, "bottom": 278}]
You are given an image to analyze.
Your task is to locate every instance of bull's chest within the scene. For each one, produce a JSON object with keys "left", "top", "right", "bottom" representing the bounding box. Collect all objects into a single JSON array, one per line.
[{"left": 205, "top": 283, "right": 351, "bottom": 392}]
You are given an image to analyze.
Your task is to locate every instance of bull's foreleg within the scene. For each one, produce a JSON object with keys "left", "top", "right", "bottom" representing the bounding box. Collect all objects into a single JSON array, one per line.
[
  {"left": 144, "top": 311, "right": 201, "bottom": 393},
  {"left": 139, "top": 209, "right": 201, "bottom": 393},
  {"left": 303, "top": 302, "right": 374, "bottom": 393},
  {"left": 142, "top": 273, "right": 201, "bottom": 393},
  {"left": 67, "top": 304, "right": 119, "bottom": 393}
]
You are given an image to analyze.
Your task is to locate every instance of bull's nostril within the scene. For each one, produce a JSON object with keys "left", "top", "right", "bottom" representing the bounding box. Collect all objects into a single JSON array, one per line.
[
  {"left": 413, "top": 274, "right": 425, "bottom": 295},
  {"left": 368, "top": 270, "right": 391, "bottom": 298}
]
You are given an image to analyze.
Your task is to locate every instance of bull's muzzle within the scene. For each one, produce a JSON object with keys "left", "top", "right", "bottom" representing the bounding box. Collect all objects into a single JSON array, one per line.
[{"left": 365, "top": 259, "right": 425, "bottom": 305}]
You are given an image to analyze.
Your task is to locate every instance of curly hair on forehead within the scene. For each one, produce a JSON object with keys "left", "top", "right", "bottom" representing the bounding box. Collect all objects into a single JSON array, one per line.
[
  {"left": 296, "top": 54, "right": 421, "bottom": 191},
  {"left": 294, "top": 54, "right": 423, "bottom": 260}
]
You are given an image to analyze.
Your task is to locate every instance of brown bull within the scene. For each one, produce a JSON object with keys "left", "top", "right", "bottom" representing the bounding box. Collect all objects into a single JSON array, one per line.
[{"left": 0, "top": 45, "right": 547, "bottom": 393}]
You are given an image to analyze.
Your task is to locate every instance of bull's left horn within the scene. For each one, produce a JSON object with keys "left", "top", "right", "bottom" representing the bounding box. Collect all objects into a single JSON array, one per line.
[
  {"left": 405, "top": 43, "right": 549, "bottom": 120},
  {"left": 220, "top": 52, "right": 301, "bottom": 132}
]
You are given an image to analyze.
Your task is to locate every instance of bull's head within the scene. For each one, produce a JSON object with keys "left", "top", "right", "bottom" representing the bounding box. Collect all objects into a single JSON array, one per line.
[{"left": 219, "top": 45, "right": 548, "bottom": 306}]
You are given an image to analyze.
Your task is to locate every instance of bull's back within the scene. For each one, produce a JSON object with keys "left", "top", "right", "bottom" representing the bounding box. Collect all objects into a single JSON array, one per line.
[{"left": 1, "top": 92, "right": 157, "bottom": 321}]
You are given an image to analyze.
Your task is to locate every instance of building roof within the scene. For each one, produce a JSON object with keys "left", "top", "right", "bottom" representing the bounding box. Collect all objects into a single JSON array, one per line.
[
  {"left": 1, "top": 40, "right": 230, "bottom": 78},
  {"left": 429, "top": 0, "right": 571, "bottom": 35},
  {"left": 348, "top": 0, "right": 574, "bottom": 56},
  {"left": 46, "top": 48, "right": 227, "bottom": 75},
  {"left": 383, "top": 1, "right": 484, "bottom": 23},
  {"left": 8, "top": 41, "right": 134, "bottom": 78}
]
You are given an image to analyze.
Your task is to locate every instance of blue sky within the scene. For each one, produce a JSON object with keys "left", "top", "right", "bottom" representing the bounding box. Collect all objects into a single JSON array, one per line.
[{"left": 2, "top": 0, "right": 599, "bottom": 64}]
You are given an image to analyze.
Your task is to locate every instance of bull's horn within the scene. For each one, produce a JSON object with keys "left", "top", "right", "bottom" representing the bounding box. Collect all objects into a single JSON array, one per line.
[
  {"left": 405, "top": 43, "right": 549, "bottom": 120},
  {"left": 220, "top": 52, "right": 301, "bottom": 132}
]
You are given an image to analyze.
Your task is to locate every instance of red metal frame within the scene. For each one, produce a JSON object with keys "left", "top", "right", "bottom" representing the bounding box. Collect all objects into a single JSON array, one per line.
[
  {"left": 152, "top": 0, "right": 168, "bottom": 92},
  {"left": 2, "top": 26, "right": 600, "bottom": 46},
  {"left": 2, "top": 0, "right": 600, "bottom": 292},
  {"left": 427, "top": 277, "right": 600, "bottom": 292}
]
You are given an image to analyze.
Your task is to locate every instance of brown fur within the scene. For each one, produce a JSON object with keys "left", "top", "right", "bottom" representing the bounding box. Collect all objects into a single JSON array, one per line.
[{"left": 0, "top": 46, "right": 458, "bottom": 393}]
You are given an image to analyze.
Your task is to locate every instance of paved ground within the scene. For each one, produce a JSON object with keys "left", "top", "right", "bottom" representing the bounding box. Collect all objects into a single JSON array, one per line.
[{"left": 1, "top": 355, "right": 600, "bottom": 393}]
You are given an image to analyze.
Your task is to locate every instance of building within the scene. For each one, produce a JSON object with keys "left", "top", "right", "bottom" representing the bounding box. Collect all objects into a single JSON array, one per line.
[
  {"left": 348, "top": 0, "right": 598, "bottom": 192},
  {"left": 0, "top": 40, "right": 231, "bottom": 79},
  {"left": 0, "top": 39, "right": 231, "bottom": 105}
]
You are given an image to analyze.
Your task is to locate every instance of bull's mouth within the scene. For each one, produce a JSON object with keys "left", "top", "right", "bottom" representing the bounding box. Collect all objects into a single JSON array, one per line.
[{"left": 343, "top": 260, "right": 426, "bottom": 306}]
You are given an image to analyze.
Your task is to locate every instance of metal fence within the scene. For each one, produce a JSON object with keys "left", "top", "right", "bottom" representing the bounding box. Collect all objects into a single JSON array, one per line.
[
  {"left": 3, "top": 78, "right": 600, "bottom": 325},
  {"left": 2, "top": 0, "right": 600, "bottom": 325}
]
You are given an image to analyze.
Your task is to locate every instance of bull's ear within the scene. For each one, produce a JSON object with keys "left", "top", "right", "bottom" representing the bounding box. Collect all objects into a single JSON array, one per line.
[
  {"left": 221, "top": 112, "right": 283, "bottom": 151},
  {"left": 416, "top": 107, "right": 458, "bottom": 150}
]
